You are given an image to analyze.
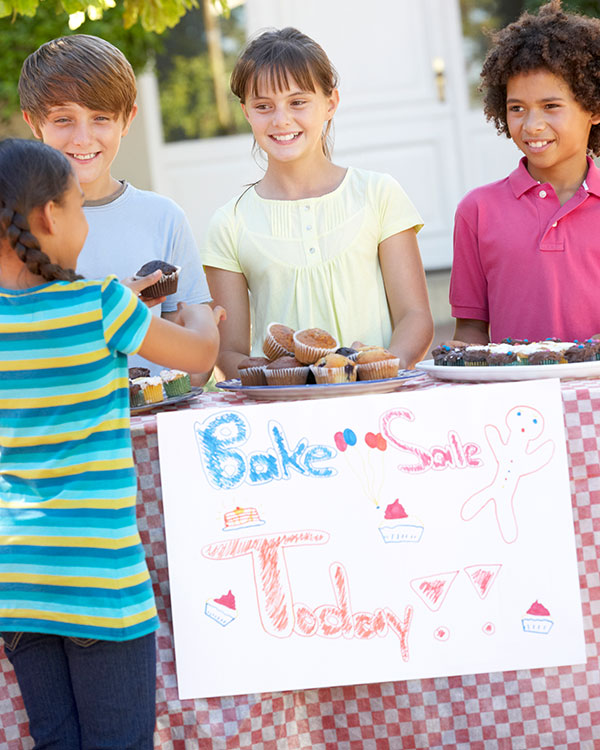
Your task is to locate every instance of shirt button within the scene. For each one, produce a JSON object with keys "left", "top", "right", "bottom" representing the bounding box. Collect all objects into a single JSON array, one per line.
[
  {"left": 552, "top": 222, "right": 557, "bottom": 227},
  {"left": 306, "top": 225, "right": 312, "bottom": 231},
  {"left": 539, "top": 190, "right": 547, "bottom": 198},
  {"left": 309, "top": 247, "right": 316, "bottom": 254},
  {"left": 304, "top": 205, "right": 310, "bottom": 211}
]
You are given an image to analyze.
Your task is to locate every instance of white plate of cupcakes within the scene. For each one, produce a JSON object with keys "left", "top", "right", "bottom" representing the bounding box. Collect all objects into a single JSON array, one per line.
[
  {"left": 216, "top": 323, "right": 422, "bottom": 401},
  {"left": 129, "top": 368, "right": 203, "bottom": 414}
]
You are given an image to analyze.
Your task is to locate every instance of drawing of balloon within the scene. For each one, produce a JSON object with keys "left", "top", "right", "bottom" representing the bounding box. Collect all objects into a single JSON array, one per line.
[
  {"left": 343, "top": 428, "right": 357, "bottom": 447},
  {"left": 365, "top": 432, "right": 378, "bottom": 448},
  {"left": 376, "top": 433, "right": 387, "bottom": 451},
  {"left": 334, "top": 431, "right": 347, "bottom": 452}
]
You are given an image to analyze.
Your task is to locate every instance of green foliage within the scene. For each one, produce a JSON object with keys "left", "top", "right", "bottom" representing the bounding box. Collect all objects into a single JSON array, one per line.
[
  {"left": 0, "top": 0, "right": 197, "bottom": 31},
  {"left": 525, "top": 0, "right": 600, "bottom": 15},
  {"left": 0, "top": 2, "right": 162, "bottom": 123},
  {"left": 155, "top": 3, "right": 248, "bottom": 142}
]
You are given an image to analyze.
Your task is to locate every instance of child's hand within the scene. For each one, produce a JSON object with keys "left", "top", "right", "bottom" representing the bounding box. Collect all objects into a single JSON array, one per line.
[
  {"left": 213, "top": 305, "right": 227, "bottom": 325},
  {"left": 121, "top": 271, "right": 166, "bottom": 308}
]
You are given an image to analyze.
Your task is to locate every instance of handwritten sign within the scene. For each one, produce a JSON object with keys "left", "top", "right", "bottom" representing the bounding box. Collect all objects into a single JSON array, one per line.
[{"left": 157, "top": 379, "right": 585, "bottom": 699}]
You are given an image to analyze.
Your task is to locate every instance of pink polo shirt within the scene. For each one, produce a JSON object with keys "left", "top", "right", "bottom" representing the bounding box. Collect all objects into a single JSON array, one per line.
[{"left": 450, "top": 156, "right": 600, "bottom": 342}]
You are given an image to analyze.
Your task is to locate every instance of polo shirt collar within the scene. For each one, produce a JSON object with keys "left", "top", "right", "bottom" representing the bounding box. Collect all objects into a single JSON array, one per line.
[{"left": 509, "top": 155, "right": 600, "bottom": 198}]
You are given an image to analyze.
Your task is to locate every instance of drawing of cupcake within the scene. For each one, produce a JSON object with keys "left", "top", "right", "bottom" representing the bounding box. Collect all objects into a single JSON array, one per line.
[
  {"left": 205, "top": 590, "right": 237, "bottom": 627},
  {"left": 521, "top": 600, "right": 554, "bottom": 634},
  {"left": 378, "top": 499, "right": 424, "bottom": 543}
]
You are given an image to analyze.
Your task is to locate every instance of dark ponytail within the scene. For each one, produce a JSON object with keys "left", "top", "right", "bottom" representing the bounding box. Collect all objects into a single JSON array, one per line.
[{"left": 0, "top": 138, "right": 82, "bottom": 282}]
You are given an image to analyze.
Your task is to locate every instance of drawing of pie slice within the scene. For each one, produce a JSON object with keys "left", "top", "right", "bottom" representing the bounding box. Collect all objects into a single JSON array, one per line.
[
  {"left": 410, "top": 570, "right": 459, "bottom": 612},
  {"left": 464, "top": 564, "right": 502, "bottom": 600}
]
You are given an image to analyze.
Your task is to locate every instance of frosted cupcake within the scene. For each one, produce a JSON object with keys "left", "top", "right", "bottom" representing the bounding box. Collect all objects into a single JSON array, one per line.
[
  {"left": 135, "top": 260, "right": 180, "bottom": 298},
  {"left": 521, "top": 600, "right": 554, "bottom": 634},
  {"left": 129, "top": 381, "right": 145, "bottom": 407},
  {"left": 132, "top": 376, "right": 164, "bottom": 404},
  {"left": 293, "top": 328, "right": 338, "bottom": 364},
  {"left": 378, "top": 499, "right": 424, "bottom": 543},
  {"left": 160, "top": 369, "right": 191, "bottom": 396}
]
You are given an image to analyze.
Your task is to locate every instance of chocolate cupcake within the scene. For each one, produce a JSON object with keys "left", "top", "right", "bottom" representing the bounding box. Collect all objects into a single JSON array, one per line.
[
  {"left": 238, "top": 356, "right": 270, "bottom": 386},
  {"left": 129, "top": 381, "right": 145, "bottom": 407},
  {"left": 264, "top": 356, "right": 310, "bottom": 385},
  {"left": 129, "top": 367, "right": 150, "bottom": 380},
  {"left": 135, "top": 260, "right": 180, "bottom": 298}
]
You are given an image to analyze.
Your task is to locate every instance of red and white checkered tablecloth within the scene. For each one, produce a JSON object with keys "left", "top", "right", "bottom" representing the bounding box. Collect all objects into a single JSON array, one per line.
[{"left": 2, "top": 377, "right": 600, "bottom": 750}]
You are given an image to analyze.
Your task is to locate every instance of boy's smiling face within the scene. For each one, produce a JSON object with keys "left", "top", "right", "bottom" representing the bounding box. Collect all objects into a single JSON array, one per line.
[
  {"left": 506, "top": 69, "right": 600, "bottom": 188},
  {"left": 24, "top": 102, "right": 137, "bottom": 202}
]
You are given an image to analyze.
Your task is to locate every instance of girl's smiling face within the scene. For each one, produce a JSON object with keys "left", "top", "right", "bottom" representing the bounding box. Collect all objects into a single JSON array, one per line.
[
  {"left": 506, "top": 69, "right": 600, "bottom": 185},
  {"left": 241, "top": 75, "right": 339, "bottom": 166}
]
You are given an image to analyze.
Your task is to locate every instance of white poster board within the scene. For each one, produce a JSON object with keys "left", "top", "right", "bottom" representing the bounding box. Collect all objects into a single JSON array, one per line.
[{"left": 157, "top": 379, "right": 585, "bottom": 699}]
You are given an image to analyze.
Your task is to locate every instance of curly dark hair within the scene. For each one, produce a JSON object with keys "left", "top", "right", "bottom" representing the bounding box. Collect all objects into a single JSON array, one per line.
[{"left": 481, "top": 0, "right": 600, "bottom": 155}]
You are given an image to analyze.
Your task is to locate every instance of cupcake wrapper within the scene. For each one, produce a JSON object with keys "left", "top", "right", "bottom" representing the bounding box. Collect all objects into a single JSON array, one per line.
[
  {"left": 356, "top": 358, "right": 400, "bottom": 381},
  {"left": 129, "top": 389, "right": 146, "bottom": 407},
  {"left": 239, "top": 367, "right": 268, "bottom": 386},
  {"left": 263, "top": 336, "right": 293, "bottom": 360},
  {"left": 294, "top": 342, "right": 338, "bottom": 365},
  {"left": 265, "top": 367, "right": 309, "bottom": 386},
  {"left": 309, "top": 365, "right": 357, "bottom": 384},
  {"left": 139, "top": 267, "right": 181, "bottom": 299},
  {"left": 163, "top": 374, "right": 191, "bottom": 397},
  {"left": 141, "top": 383, "right": 164, "bottom": 403},
  {"left": 464, "top": 360, "right": 487, "bottom": 366}
]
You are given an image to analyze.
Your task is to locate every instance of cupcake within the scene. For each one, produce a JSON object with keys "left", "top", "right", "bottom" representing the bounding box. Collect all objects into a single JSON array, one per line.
[
  {"left": 135, "top": 260, "right": 180, "bottom": 298},
  {"left": 563, "top": 343, "right": 594, "bottom": 363},
  {"left": 335, "top": 346, "right": 359, "bottom": 361},
  {"left": 132, "top": 376, "right": 164, "bottom": 404},
  {"left": 128, "top": 366, "right": 150, "bottom": 380},
  {"left": 237, "top": 356, "right": 270, "bottom": 386},
  {"left": 431, "top": 344, "right": 452, "bottom": 365},
  {"left": 463, "top": 345, "right": 489, "bottom": 366},
  {"left": 263, "top": 323, "right": 295, "bottom": 360},
  {"left": 310, "top": 353, "right": 357, "bottom": 384},
  {"left": 293, "top": 328, "right": 338, "bottom": 364},
  {"left": 129, "top": 381, "right": 146, "bottom": 407},
  {"left": 527, "top": 349, "right": 562, "bottom": 366},
  {"left": 378, "top": 499, "right": 424, "bottom": 543},
  {"left": 205, "top": 590, "right": 237, "bottom": 627},
  {"left": 264, "top": 356, "right": 310, "bottom": 385},
  {"left": 355, "top": 348, "right": 400, "bottom": 381},
  {"left": 521, "top": 600, "right": 554, "bottom": 634},
  {"left": 487, "top": 349, "right": 518, "bottom": 366},
  {"left": 160, "top": 369, "right": 191, "bottom": 396}
]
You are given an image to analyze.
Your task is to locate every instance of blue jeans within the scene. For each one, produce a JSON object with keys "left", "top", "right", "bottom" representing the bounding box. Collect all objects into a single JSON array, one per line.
[{"left": 1, "top": 631, "right": 156, "bottom": 750}]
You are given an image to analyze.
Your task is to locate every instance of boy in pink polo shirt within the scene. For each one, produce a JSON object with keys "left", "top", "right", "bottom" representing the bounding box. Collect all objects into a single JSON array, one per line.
[{"left": 450, "top": 0, "right": 600, "bottom": 344}]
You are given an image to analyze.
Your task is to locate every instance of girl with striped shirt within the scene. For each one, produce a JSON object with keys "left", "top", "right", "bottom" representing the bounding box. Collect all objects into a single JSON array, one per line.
[{"left": 0, "top": 138, "right": 224, "bottom": 749}]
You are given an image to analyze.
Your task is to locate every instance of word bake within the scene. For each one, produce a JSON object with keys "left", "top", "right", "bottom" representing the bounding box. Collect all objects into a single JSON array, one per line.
[
  {"left": 195, "top": 411, "right": 336, "bottom": 489},
  {"left": 202, "top": 531, "right": 413, "bottom": 659}
]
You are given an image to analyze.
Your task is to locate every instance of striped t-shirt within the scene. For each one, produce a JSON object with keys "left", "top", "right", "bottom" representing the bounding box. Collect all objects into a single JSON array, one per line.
[{"left": 0, "top": 276, "right": 158, "bottom": 641}]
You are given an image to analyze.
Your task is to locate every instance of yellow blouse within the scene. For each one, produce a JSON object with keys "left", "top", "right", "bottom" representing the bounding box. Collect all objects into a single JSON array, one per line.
[{"left": 202, "top": 168, "right": 423, "bottom": 354}]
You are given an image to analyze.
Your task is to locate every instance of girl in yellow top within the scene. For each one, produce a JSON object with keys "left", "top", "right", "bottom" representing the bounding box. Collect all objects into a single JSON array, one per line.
[{"left": 203, "top": 27, "right": 433, "bottom": 379}]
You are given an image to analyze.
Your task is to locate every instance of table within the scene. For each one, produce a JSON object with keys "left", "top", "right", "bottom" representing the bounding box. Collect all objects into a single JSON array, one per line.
[{"left": 1, "top": 375, "right": 599, "bottom": 750}]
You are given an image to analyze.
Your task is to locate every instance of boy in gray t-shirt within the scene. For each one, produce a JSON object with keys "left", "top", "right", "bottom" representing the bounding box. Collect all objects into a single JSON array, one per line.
[{"left": 19, "top": 34, "right": 213, "bottom": 380}]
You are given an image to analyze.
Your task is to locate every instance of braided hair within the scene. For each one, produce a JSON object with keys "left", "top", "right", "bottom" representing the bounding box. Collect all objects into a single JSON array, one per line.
[{"left": 0, "top": 138, "right": 82, "bottom": 282}]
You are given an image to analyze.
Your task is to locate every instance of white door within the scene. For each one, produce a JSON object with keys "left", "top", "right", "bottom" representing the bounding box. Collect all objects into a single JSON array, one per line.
[{"left": 145, "top": 0, "right": 517, "bottom": 269}]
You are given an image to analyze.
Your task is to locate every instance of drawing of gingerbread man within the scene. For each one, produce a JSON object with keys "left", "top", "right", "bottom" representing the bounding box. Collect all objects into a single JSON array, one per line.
[{"left": 461, "top": 406, "right": 555, "bottom": 544}]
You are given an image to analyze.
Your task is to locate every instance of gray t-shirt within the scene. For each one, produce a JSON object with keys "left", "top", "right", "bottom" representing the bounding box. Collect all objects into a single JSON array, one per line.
[{"left": 78, "top": 183, "right": 211, "bottom": 374}]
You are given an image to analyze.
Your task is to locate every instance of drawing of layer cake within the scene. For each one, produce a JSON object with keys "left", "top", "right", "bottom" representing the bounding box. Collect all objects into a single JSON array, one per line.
[
  {"left": 223, "top": 505, "right": 265, "bottom": 531},
  {"left": 205, "top": 590, "right": 237, "bottom": 626},
  {"left": 521, "top": 600, "right": 553, "bottom": 634},
  {"left": 379, "top": 499, "right": 424, "bottom": 543}
]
